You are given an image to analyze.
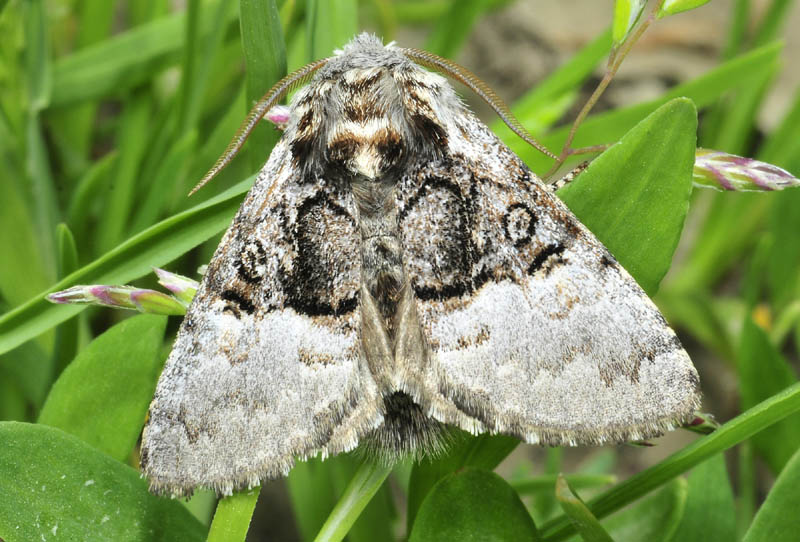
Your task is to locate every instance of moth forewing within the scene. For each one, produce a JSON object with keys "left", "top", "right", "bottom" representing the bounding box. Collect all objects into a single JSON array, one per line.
[{"left": 141, "top": 33, "right": 700, "bottom": 497}]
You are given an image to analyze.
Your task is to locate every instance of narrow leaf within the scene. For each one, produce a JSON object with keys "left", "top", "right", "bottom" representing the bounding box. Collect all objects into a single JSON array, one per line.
[
  {"left": 555, "top": 474, "right": 614, "bottom": 542},
  {"left": 540, "top": 382, "right": 800, "bottom": 541},
  {"left": 612, "top": 0, "right": 646, "bottom": 45},
  {"left": 0, "top": 178, "right": 251, "bottom": 357},
  {"left": 239, "top": 0, "right": 286, "bottom": 172},
  {"left": 737, "top": 317, "right": 800, "bottom": 473},
  {"left": 313, "top": 461, "right": 392, "bottom": 542},
  {"left": 659, "top": 0, "right": 712, "bottom": 17}
]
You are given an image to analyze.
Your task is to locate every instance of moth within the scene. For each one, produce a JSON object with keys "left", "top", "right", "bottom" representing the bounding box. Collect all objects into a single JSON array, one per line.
[{"left": 141, "top": 33, "right": 701, "bottom": 497}]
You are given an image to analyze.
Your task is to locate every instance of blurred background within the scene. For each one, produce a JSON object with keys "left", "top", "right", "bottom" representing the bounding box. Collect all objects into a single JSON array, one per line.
[{"left": 1, "top": 1, "right": 799, "bottom": 540}]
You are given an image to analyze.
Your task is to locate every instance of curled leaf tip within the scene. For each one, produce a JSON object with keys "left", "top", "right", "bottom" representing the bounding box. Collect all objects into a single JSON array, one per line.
[{"left": 693, "top": 149, "right": 800, "bottom": 192}]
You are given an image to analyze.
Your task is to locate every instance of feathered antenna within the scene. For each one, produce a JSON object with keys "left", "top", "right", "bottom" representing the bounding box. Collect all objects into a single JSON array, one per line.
[
  {"left": 400, "top": 48, "right": 557, "bottom": 161},
  {"left": 188, "top": 58, "right": 329, "bottom": 195}
]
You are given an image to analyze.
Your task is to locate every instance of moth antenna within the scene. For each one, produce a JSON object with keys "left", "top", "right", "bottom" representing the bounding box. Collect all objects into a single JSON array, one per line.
[
  {"left": 400, "top": 48, "right": 557, "bottom": 161},
  {"left": 188, "top": 58, "right": 329, "bottom": 196}
]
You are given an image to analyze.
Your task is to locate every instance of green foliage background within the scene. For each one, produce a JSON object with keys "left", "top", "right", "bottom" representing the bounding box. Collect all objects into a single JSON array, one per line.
[{"left": 1, "top": 1, "right": 800, "bottom": 541}]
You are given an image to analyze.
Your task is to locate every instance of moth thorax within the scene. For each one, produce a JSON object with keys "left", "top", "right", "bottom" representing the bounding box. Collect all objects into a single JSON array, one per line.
[
  {"left": 323, "top": 67, "right": 410, "bottom": 180},
  {"left": 326, "top": 124, "right": 407, "bottom": 180}
]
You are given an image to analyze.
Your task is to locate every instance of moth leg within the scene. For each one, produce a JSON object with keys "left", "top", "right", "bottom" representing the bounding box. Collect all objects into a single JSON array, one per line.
[{"left": 547, "top": 161, "right": 589, "bottom": 192}]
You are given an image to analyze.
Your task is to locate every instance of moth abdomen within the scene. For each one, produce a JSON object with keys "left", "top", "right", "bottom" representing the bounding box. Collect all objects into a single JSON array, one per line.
[{"left": 360, "top": 391, "right": 448, "bottom": 462}]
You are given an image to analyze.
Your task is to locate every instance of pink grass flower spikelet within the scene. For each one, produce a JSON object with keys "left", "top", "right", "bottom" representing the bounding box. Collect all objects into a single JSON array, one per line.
[
  {"left": 694, "top": 149, "right": 800, "bottom": 192},
  {"left": 154, "top": 268, "right": 199, "bottom": 304}
]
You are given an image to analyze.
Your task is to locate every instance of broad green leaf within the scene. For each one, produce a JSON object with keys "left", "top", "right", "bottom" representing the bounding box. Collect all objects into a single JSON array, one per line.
[
  {"left": 555, "top": 474, "right": 614, "bottom": 542},
  {"left": 407, "top": 431, "right": 518, "bottom": 531},
  {"left": 668, "top": 454, "right": 736, "bottom": 542},
  {"left": 409, "top": 468, "right": 540, "bottom": 542},
  {"left": 558, "top": 98, "right": 697, "bottom": 295},
  {"left": 0, "top": 421, "right": 205, "bottom": 542},
  {"left": 0, "top": 177, "right": 251, "bottom": 357},
  {"left": 38, "top": 314, "right": 167, "bottom": 462},
  {"left": 737, "top": 317, "right": 800, "bottom": 473},
  {"left": 240, "top": 0, "right": 286, "bottom": 173},
  {"left": 743, "top": 446, "right": 800, "bottom": 542},
  {"left": 540, "top": 382, "right": 800, "bottom": 541},
  {"left": 602, "top": 478, "right": 687, "bottom": 541}
]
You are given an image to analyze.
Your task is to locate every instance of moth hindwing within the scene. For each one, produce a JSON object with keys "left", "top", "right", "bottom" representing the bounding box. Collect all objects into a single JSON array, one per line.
[{"left": 141, "top": 33, "right": 700, "bottom": 497}]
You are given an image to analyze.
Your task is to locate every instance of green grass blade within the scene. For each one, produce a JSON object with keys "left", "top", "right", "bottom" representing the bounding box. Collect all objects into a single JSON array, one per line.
[
  {"left": 491, "top": 29, "right": 611, "bottom": 140},
  {"left": 96, "top": 90, "right": 152, "bottom": 253},
  {"left": 512, "top": 474, "right": 617, "bottom": 495},
  {"left": 737, "top": 317, "right": 800, "bottom": 473},
  {"left": 0, "top": 178, "right": 252, "bottom": 357},
  {"left": 0, "top": 163, "right": 53, "bottom": 309},
  {"left": 516, "top": 42, "right": 782, "bottom": 173},
  {"left": 52, "top": 223, "right": 80, "bottom": 376},
  {"left": 207, "top": 487, "right": 262, "bottom": 542},
  {"left": 306, "top": 0, "right": 358, "bottom": 61},
  {"left": 555, "top": 474, "right": 614, "bottom": 542},
  {"left": 540, "top": 381, "right": 800, "bottom": 541},
  {"left": 752, "top": 0, "right": 793, "bottom": 47},
  {"left": 424, "top": 0, "right": 492, "bottom": 58},
  {"left": 313, "top": 461, "right": 393, "bottom": 542},
  {"left": 49, "top": 1, "right": 239, "bottom": 107},
  {"left": 240, "top": 0, "right": 287, "bottom": 173}
]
